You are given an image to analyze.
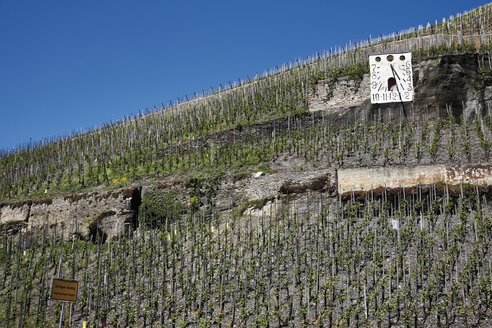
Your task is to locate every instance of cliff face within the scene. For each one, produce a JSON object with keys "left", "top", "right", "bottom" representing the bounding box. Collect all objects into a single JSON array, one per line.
[
  {"left": 0, "top": 187, "right": 141, "bottom": 241},
  {"left": 309, "top": 53, "right": 492, "bottom": 121}
]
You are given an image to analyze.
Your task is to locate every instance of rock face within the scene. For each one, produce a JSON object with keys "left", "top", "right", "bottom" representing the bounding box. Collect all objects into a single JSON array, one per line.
[
  {"left": 215, "top": 168, "right": 336, "bottom": 219},
  {"left": 0, "top": 187, "right": 141, "bottom": 240},
  {"left": 308, "top": 54, "right": 490, "bottom": 121},
  {"left": 309, "top": 75, "right": 370, "bottom": 112},
  {"left": 413, "top": 54, "right": 480, "bottom": 115},
  {"left": 0, "top": 203, "right": 30, "bottom": 224}
]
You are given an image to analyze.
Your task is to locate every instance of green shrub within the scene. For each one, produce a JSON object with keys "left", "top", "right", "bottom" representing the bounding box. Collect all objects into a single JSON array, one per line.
[{"left": 138, "top": 190, "right": 182, "bottom": 229}]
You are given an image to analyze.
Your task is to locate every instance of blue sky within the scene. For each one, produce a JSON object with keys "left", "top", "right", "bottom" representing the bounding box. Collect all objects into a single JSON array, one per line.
[{"left": 0, "top": 0, "right": 488, "bottom": 151}]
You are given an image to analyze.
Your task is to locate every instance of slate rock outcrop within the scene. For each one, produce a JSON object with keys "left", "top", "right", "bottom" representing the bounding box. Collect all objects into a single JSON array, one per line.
[{"left": 0, "top": 187, "right": 141, "bottom": 240}]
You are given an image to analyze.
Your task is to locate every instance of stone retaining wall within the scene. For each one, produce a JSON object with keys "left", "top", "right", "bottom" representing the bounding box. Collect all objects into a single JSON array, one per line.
[{"left": 337, "top": 163, "right": 492, "bottom": 193}]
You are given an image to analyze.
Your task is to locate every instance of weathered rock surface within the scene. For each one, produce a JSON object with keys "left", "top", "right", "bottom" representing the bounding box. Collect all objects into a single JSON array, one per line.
[
  {"left": 0, "top": 187, "right": 141, "bottom": 240},
  {"left": 308, "top": 54, "right": 490, "bottom": 121},
  {"left": 309, "top": 75, "right": 370, "bottom": 112},
  {"left": 0, "top": 203, "right": 30, "bottom": 224}
]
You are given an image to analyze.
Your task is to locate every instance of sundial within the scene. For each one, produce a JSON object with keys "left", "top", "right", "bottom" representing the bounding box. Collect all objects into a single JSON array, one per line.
[{"left": 369, "top": 52, "right": 413, "bottom": 104}]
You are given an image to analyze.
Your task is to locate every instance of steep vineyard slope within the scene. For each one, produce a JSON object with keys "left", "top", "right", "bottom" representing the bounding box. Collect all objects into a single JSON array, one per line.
[{"left": 0, "top": 3, "right": 491, "bottom": 328}]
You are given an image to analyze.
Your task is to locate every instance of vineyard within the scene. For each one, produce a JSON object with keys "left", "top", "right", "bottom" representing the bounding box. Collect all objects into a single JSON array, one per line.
[
  {"left": 1, "top": 180, "right": 491, "bottom": 327},
  {"left": 1, "top": 3, "right": 492, "bottom": 328}
]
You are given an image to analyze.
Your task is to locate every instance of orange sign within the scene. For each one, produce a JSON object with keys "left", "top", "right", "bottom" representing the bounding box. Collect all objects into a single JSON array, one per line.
[{"left": 51, "top": 278, "right": 78, "bottom": 302}]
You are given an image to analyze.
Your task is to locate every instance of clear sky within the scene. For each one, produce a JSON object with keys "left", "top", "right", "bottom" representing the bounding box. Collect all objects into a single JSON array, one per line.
[{"left": 0, "top": 0, "right": 488, "bottom": 151}]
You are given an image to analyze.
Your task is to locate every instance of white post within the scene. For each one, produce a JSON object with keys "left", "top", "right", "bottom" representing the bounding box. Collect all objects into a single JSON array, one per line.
[
  {"left": 57, "top": 251, "right": 64, "bottom": 327},
  {"left": 59, "top": 302, "right": 65, "bottom": 328}
]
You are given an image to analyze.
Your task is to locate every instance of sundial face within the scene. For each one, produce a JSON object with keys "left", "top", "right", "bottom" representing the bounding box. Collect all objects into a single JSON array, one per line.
[{"left": 369, "top": 52, "right": 413, "bottom": 104}]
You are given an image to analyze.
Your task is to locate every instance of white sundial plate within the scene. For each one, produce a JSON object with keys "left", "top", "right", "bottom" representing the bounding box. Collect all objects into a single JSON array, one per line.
[{"left": 369, "top": 52, "right": 413, "bottom": 104}]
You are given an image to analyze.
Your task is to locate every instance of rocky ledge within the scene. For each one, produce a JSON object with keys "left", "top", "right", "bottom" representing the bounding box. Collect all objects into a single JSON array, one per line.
[{"left": 0, "top": 186, "right": 141, "bottom": 242}]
